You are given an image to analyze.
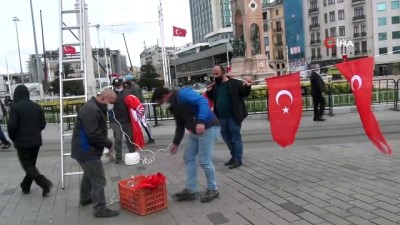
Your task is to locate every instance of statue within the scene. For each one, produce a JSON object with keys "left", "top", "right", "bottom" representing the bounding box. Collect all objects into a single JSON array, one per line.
[
  {"left": 250, "top": 24, "right": 261, "bottom": 55},
  {"left": 230, "top": 36, "right": 246, "bottom": 57}
]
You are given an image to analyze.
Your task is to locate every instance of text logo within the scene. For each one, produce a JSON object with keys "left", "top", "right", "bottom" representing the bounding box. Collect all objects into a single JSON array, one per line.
[{"left": 324, "top": 37, "right": 354, "bottom": 48}]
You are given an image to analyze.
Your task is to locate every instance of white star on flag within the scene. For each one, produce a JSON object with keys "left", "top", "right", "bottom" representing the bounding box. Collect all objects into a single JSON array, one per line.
[{"left": 282, "top": 106, "right": 289, "bottom": 114}]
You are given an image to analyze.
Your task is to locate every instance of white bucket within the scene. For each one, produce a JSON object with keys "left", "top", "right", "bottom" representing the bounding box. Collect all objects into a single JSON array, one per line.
[{"left": 124, "top": 152, "right": 140, "bottom": 165}]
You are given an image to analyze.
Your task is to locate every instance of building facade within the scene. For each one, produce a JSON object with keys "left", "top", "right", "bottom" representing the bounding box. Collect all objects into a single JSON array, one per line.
[
  {"left": 372, "top": 0, "right": 400, "bottom": 75},
  {"left": 303, "top": 0, "right": 374, "bottom": 69},
  {"left": 263, "top": 0, "right": 288, "bottom": 75},
  {"left": 139, "top": 45, "right": 175, "bottom": 80}
]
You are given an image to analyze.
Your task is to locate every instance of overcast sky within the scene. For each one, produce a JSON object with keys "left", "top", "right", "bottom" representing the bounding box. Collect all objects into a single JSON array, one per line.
[{"left": 0, "top": 0, "right": 192, "bottom": 74}]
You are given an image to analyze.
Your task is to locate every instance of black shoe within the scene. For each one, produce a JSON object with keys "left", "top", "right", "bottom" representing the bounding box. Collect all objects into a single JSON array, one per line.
[
  {"left": 172, "top": 189, "right": 197, "bottom": 201},
  {"left": 94, "top": 208, "right": 119, "bottom": 218},
  {"left": 20, "top": 184, "right": 30, "bottom": 194},
  {"left": 147, "top": 138, "right": 155, "bottom": 144},
  {"left": 224, "top": 158, "right": 234, "bottom": 166},
  {"left": 313, "top": 118, "right": 325, "bottom": 121},
  {"left": 79, "top": 199, "right": 93, "bottom": 206},
  {"left": 2, "top": 143, "right": 11, "bottom": 149},
  {"left": 200, "top": 189, "right": 219, "bottom": 203},
  {"left": 42, "top": 181, "right": 53, "bottom": 197},
  {"left": 228, "top": 161, "right": 242, "bottom": 169}
]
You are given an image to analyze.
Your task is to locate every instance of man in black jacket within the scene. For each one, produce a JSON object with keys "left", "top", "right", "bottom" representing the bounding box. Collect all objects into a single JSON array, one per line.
[
  {"left": 7, "top": 85, "right": 52, "bottom": 197},
  {"left": 71, "top": 88, "right": 119, "bottom": 217},
  {"left": 206, "top": 65, "right": 252, "bottom": 169},
  {"left": 309, "top": 64, "right": 326, "bottom": 121}
]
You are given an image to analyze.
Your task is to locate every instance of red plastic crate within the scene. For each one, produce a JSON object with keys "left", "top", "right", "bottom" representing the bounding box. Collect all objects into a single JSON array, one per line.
[{"left": 118, "top": 175, "right": 168, "bottom": 216}]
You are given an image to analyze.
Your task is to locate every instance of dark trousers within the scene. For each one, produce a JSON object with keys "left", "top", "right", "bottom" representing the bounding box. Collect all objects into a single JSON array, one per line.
[
  {"left": 111, "top": 122, "right": 135, "bottom": 160},
  {"left": 78, "top": 160, "right": 107, "bottom": 214},
  {"left": 17, "top": 146, "right": 50, "bottom": 191},
  {"left": 219, "top": 118, "right": 243, "bottom": 163},
  {"left": 312, "top": 95, "right": 326, "bottom": 119}
]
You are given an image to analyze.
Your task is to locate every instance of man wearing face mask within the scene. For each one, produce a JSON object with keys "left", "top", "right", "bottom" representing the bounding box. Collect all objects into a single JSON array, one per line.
[
  {"left": 109, "top": 78, "right": 135, "bottom": 163},
  {"left": 206, "top": 65, "right": 252, "bottom": 169},
  {"left": 309, "top": 64, "right": 326, "bottom": 121},
  {"left": 71, "top": 88, "right": 119, "bottom": 217}
]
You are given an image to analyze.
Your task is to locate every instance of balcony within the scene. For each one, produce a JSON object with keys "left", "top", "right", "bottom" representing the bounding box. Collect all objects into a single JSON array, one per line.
[
  {"left": 273, "top": 27, "right": 283, "bottom": 33},
  {"left": 353, "top": 32, "right": 367, "bottom": 39},
  {"left": 309, "top": 24, "right": 320, "bottom": 30},
  {"left": 274, "top": 42, "right": 283, "bottom": 47},
  {"left": 353, "top": 15, "right": 366, "bottom": 21},
  {"left": 275, "top": 56, "right": 284, "bottom": 60},
  {"left": 311, "top": 55, "right": 323, "bottom": 60},
  {"left": 355, "top": 50, "right": 368, "bottom": 55},
  {"left": 309, "top": 7, "right": 319, "bottom": 14},
  {"left": 352, "top": 0, "right": 365, "bottom": 5},
  {"left": 310, "top": 39, "right": 321, "bottom": 45}
]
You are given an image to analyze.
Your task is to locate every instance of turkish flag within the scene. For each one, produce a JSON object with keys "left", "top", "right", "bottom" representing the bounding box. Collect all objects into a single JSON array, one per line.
[
  {"left": 124, "top": 95, "right": 145, "bottom": 149},
  {"left": 266, "top": 72, "right": 302, "bottom": 147},
  {"left": 173, "top": 26, "right": 187, "bottom": 37},
  {"left": 335, "top": 57, "right": 392, "bottom": 154},
  {"left": 63, "top": 45, "right": 76, "bottom": 55}
]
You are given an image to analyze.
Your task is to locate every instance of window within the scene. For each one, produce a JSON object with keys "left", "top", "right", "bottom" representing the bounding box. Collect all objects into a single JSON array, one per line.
[
  {"left": 316, "top": 32, "right": 321, "bottom": 41},
  {"left": 311, "top": 33, "right": 315, "bottom": 41},
  {"left": 378, "top": 2, "right": 386, "bottom": 11},
  {"left": 392, "top": 1, "right": 400, "bottom": 9},
  {"left": 325, "top": 29, "right": 329, "bottom": 38},
  {"left": 338, "top": 0, "right": 343, "bottom": 2},
  {"left": 338, "top": 10, "right": 345, "bottom": 20},
  {"left": 264, "top": 37, "right": 269, "bottom": 46},
  {"left": 324, "top": 13, "right": 328, "bottom": 23},
  {"left": 354, "top": 25, "right": 359, "bottom": 34},
  {"left": 339, "top": 26, "right": 345, "bottom": 36},
  {"left": 311, "top": 16, "right": 318, "bottom": 25},
  {"left": 310, "top": 1, "right": 317, "bottom": 8},
  {"left": 379, "top": 32, "right": 387, "bottom": 40},
  {"left": 392, "top": 16, "right": 400, "bottom": 24},
  {"left": 362, "top": 41, "right": 367, "bottom": 52},
  {"left": 311, "top": 48, "right": 316, "bottom": 58},
  {"left": 326, "top": 47, "right": 329, "bottom": 56},
  {"left": 330, "top": 27, "right": 337, "bottom": 37},
  {"left": 379, "top": 47, "right": 388, "bottom": 55},
  {"left": 276, "top": 9, "right": 279, "bottom": 15},
  {"left": 328, "top": 0, "right": 335, "bottom": 5},
  {"left": 329, "top": 11, "right": 336, "bottom": 21},
  {"left": 355, "top": 42, "right": 360, "bottom": 52},
  {"left": 361, "top": 24, "right": 366, "bottom": 33},
  {"left": 355, "top": 7, "right": 364, "bottom": 17},
  {"left": 378, "top": 17, "right": 387, "bottom": 26},
  {"left": 317, "top": 48, "right": 321, "bottom": 57},
  {"left": 262, "top": 12, "right": 267, "bottom": 20},
  {"left": 393, "top": 46, "right": 400, "bottom": 54},
  {"left": 393, "top": 31, "right": 400, "bottom": 39}
]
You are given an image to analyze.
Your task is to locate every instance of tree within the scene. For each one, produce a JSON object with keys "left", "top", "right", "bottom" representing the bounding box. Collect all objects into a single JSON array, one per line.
[
  {"left": 137, "top": 64, "right": 164, "bottom": 90},
  {"left": 51, "top": 63, "right": 84, "bottom": 96}
]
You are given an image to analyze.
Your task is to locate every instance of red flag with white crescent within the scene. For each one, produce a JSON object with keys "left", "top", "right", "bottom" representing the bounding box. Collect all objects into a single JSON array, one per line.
[
  {"left": 173, "top": 26, "right": 187, "bottom": 37},
  {"left": 124, "top": 95, "right": 145, "bottom": 149},
  {"left": 335, "top": 57, "right": 392, "bottom": 154},
  {"left": 266, "top": 72, "right": 302, "bottom": 147}
]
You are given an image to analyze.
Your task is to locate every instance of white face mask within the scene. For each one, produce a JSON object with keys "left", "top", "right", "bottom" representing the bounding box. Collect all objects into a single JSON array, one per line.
[
  {"left": 161, "top": 103, "right": 171, "bottom": 109},
  {"left": 107, "top": 103, "right": 114, "bottom": 111},
  {"left": 115, "top": 87, "right": 123, "bottom": 92}
]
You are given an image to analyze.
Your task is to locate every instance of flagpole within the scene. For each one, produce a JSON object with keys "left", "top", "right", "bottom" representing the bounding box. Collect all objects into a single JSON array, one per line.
[
  {"left": 158, "top": 0, "right": 169, "bottom": 87},
  {"left": 172, "top": 36, "right": 178, "bottom": 86},
  {"left": 6, "top": 59, "right": 12, "bottom": 97}
]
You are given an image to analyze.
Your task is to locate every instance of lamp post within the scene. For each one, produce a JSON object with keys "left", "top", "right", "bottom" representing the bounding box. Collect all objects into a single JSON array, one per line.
[{"left": 12, "top": 16, "right": 24, "bottom": 84}]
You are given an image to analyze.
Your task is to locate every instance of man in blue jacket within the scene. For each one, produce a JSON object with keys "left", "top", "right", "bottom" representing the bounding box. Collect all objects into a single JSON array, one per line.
[
  {"left": 71, "top": 88, "right": 119, "bottom": 218},
  {"left": 152, "top": 87, "right": 220, "bottom": 203}
]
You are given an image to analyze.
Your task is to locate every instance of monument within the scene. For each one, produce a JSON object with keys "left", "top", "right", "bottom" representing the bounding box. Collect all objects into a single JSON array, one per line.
[{"left": 229, "top": 0, "right": 276, "bottom": 80}]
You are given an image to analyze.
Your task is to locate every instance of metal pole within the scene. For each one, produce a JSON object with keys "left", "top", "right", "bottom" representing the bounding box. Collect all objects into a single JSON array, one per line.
[
  {"left": 12, "top": 17, "right": 24, "bottom": 84},
  {"left": 30, "top": 0, "right": 45, "bottom": 99},
  {"left": 96, "top": 25, "right": 101, "bottom": 90},
  {"left": 172, "top": 36, "right": 178, "bottom": 86},
  {"left": 286, "top": 45, "right": 290, "bottom": 74},
  {"left": 104, "top": 38, "right": 110, "bottom": 85},
  {"left": 122, "top": 33, "right": 133, "bottom": 72},
  {"left": 58, "top": 0, "right": 65, "bottom": 189},
  {"left": 158, "top": 0, "right": 169, "bottom": 87},
  {"left": 5, "top": 59, "right": 12, "bottom": 97},
  {"left": 40, "top": 10, "right": 48, "bottom": 82}
]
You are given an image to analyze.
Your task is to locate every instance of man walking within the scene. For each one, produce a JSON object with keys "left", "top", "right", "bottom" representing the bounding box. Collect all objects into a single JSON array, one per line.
[
  {"left": 71, "top": 88, "right": 119, "bottom": 218},
  {"left": 110, "top": 77, "right": 135, "bottom": 163},
  {"left": 310, "top": 64, "right": 326, "bottom": 121},
  {"left": 152, "top": 87, "right": 220, "bottom": 203},
  {"left": 206, "top": 65, "right": 252, "bottom": 169},
  {"left": 7, "top": 85, "right": 52, "bottom": 196}
]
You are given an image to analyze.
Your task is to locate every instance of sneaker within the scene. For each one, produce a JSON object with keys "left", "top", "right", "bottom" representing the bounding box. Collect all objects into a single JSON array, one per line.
[
  {"left": 2, "top": 143, "right": 11, "bottom": 149},
  {"left": 228, "top": 161, "right": 242, "bottom": 169},
  {"left": 94, "top": 208, "right": 119, "bottom": 218},
  {"left": 79, "top": 199, "right": 93, "bottom": 206},
  {"left": 42, "top": 181, "right": 53, "bottom": 197},
  {"left": 172, "top": 189, "right": 197, "bottom": 201},
  {"left": 224, "top": 158, "right": 234, "bottom": 166},
  {"left": 200, "top": 189, "right": 219, "bottom": 203},
  {"left": 147, "top": 138, "right": 155, "bottom": 144}
]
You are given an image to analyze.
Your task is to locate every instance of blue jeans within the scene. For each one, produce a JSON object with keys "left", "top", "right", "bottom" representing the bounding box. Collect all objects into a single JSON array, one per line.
[
  {"left": 0, "top": 126, "right": 9, "bottom": 144},
  {"left": 184, "top": 126, "right": 219, "bottom": 193},
  {"left": 219, "top": 118, "right": 243, "bottom": 163}
]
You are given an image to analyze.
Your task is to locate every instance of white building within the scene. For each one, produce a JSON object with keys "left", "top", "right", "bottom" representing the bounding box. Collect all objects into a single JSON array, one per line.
[
  {"left": 139, "top": 45, "right": 175, "bottom": 77},
  {"left": 303, "top": 0, "right": 374, "bottom": 67},
  {"left": 372, "top": 0, "right": 400, "bottom": 75}
]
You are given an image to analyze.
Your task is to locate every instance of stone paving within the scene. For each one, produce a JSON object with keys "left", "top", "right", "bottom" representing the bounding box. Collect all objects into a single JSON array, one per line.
[{"left": 1, "top": 110, "right": 400, "bottom": 225}]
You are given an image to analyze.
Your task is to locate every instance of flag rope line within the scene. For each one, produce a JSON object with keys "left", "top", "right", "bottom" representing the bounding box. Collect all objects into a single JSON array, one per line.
[{"left": 240, "top": 49, "right": 400, "bottom": 83}]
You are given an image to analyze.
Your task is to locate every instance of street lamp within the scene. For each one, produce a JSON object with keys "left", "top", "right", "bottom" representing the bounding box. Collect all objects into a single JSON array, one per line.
[{"left": 12, "top": 16, "right": 24, "bottom": 84}]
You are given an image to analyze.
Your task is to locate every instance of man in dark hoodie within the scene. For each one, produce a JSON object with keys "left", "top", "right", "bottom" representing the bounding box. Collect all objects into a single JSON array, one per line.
[
  {"left": 7, "top": 85, "right": 52, "bottom": 197},
  {"left": 71, "top": 88, "right": 119, "bottom": 218},
  {"left": 152, "top": 87, "right": 220, "bottom": 203}
]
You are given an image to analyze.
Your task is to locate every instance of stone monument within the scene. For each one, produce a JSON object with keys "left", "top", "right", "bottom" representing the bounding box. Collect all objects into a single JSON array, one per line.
[{"left": 229, "top": 0, "right": 276, "bottom": 80}]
